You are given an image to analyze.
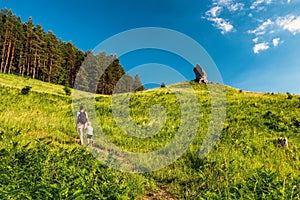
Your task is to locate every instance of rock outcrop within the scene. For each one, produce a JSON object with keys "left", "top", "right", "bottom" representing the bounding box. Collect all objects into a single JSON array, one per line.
[{"left": 193, "top": 64, "right": 208, "bottom": 84}]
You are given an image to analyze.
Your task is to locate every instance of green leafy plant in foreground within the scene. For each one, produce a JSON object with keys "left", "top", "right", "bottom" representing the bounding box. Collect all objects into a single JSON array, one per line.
[
  {"left": 21, "top": 86, "right": 32, "bottom": 95},
  {"left": 63, "top": 86, "right": 71, "bottom": 96}
]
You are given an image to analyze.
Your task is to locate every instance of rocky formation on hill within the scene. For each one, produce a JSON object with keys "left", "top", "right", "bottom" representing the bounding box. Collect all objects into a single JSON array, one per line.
[{"left": 193, "top": 64, "right": 208, "bottom": 84}]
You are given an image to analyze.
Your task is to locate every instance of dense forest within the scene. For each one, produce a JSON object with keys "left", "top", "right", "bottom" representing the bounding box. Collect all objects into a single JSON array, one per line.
[{"left": 0, "top": 9, "right": 144, "bottom": 94}]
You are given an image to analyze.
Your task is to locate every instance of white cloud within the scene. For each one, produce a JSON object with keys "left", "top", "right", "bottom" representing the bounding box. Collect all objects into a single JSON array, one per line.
[
  {"left": 248, "top": 15, "right": 300, "bottom": 54},
  {"left": 265, "top": 0, "right": 272, "bottom": 4},
  {"left": 272, "top": 37, "right": 280, "bottom": 47},
  {"left": 250, "top": 0, "right": 272, "bottom": 9},
  {"left": 248, "top": 19, "right": 274, "bottom": 36},
  {"left": 253, "top": 42, "right": 270, "bottom": 53},
  {"left": 276, "top": 15, "right": 300, "bottom": 35},
  {"left": 213, "top": 0, "right": 244, "bottom": 12},
  {"left": 228, "top": 3, "right": 244, "bottom": 12},
  {"left": 205, "top": 0, "right": 300, "bottom": 54},
  {"left": 208, "top": 17, "right": 235, "bottom": 34},
  {"left": 205, "top": 0, "right": 244, "bottom": 34},
  {"left": 206, "top": 6, "right": 223, "bottom": 18},
  {"left": 253, "top": 37, "right": 259, "bottom": 43}
]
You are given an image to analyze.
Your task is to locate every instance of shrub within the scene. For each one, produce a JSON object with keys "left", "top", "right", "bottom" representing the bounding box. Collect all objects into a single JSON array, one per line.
[
  {"left": 287, "top": 92, "right": 293, "bottom": 99},
  {"left": 161, "top": 82, "right": 166, "bottom": 88},
  {"left": 21, "top": 86, "right": 32, "bottom": 95},
  {"left": 63, "top": 86, "right": 71, "bottom": 96}
]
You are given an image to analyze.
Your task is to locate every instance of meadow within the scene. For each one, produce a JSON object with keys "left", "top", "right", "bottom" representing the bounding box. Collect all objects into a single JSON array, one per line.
[{"left": 0, "top": 72, "right": 299, "bottom": 199}]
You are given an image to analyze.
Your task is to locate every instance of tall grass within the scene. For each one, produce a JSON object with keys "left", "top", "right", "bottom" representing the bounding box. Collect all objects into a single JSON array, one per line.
[{"left": 0, "top": 73, "right": 299, "bottom": 199}]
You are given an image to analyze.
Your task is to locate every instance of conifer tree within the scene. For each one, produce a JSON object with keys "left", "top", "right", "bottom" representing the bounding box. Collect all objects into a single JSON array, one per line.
[
  {"left": 0, "top": 9, "right": 141, "bottom": 95},
  {"left": 134, "top": 74, "right": 144, "bottom": 92}
]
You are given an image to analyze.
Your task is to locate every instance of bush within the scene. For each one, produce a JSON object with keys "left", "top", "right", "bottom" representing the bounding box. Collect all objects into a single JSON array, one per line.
[
  {"left": 21, "top": 86, "right": 32, "bottom": 95},
  {"left": 63, "top": 86, "right": 71, "bottom": 96},
  {"left": 287, "top": 92, "right": 293, "bottom": 99},
  {"left": 161, "top": 82, "right": 166, "bottom": 88}
]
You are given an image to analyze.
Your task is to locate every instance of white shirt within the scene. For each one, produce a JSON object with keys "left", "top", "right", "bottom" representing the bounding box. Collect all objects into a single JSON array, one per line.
[{"left": 86, "top": 125, "right": 93, "bottom": 135}]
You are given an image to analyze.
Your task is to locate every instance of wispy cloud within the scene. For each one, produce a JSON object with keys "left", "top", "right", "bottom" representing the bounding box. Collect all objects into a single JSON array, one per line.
[
  {"left": 206, "top": 6, "right": 223, "bottom": 18},
  {"left": 204, "top": 0, "right": 244, "bottom": 34},
  {"left": 247, "top": 14, "right": 300, "bottom": 53},
  {"left": 205, "top": 0, "right": 300, "bottom": 54},
  {"left": 253, "top": 42, "right": 270, "bottom": 54},
  {"left": 228, "top": 3, "right": 244, "bottom": 12},
  {"left": 213, "top": 0, "right": 244, "bottom": 12},
  {"left": 276, "top": 15, "right": 300, "bottom": 35},
  {"left": 207, "top": 17, "right": 235, "bottom": 34},
  {"left": 253, "top": 37, "right": 259, "bottom": 43},
  {"left": 272, "top": 37, "right": 281, "bottom": 47},
  {"left": 250, "top": 0, "right": 272, "bottom": 10},
  {"left": 248, "top": 19, "right": 274, "bottom": 35}
]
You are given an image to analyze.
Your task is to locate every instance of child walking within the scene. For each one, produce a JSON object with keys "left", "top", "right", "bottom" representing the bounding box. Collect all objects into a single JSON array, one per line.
[{"left": 86, "top": 122, "right": 93, "bottom": 145}]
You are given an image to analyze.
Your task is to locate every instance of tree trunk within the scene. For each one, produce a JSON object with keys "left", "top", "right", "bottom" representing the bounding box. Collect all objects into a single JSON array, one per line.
[
  {"left": 48, "top": 58, "right": 52, "bottom": 82},
  {"left": 69, "top": 61, "right": 74, "bottom": 87},
  {"left": 0, "top": 28, "right": 9, "bottom": 72},
  {"left": 32, "top": 46, "right": 38, "bottom": 79},
  {"left": 8, "top": 39, "right": 16, "bottom": 74},
  {"left": 42, "top": 56, "right": 47, "bottom": 81},
  {"left": 18, "top": 47, "right": 24, "bottom": 75},
  {"left": 26, "top": 41, "right": 32, "bottom": 76},
  {"left": 3, "top": 34, "right": 12, "bottom": 73},
  {"left": 37, "top": 54, "right": 41, "bottom": 80},
  {"left": 21, "top": 63, "right": 25, "bottom": 76}
]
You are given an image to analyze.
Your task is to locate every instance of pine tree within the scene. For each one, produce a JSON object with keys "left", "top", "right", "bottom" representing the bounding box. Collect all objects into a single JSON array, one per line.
[
  {"left": 0, "top": 9, "right": 140, "bottom": 95},
  {"left": 134, "top": 74, "right": 144, "bottom": 92},
  {"left": 24, "top": 17, "right": 34, "bottom": 76},
  {"left": 45, "top": 31, "right": 59, "bottom": 82},
  {"left": 31, "top": 24, "right": 45, "bottom": 79},
  {"left": 0, "top": 10, "right": 12, "bottom": 73}
]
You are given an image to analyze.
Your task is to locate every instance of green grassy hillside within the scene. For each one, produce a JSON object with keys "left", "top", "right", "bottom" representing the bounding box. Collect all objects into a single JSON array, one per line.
[{"left": 0, "top": 72, "right": 299, "bottom": 199}]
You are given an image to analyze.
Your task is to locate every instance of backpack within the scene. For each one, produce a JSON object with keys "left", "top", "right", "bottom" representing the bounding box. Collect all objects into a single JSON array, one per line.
[{"left": 77, "top": 111, "right": 87, "bottom": 124}]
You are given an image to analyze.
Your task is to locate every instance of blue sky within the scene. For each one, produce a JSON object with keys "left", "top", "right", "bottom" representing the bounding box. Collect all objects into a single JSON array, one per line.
[{"left": 1, "top": 0, "right": 300, "bottom": 93}]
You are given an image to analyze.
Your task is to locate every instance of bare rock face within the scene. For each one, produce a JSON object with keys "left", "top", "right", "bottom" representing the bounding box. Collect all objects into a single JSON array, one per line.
[{"left": 193, "top": 64, "right": 208, "bottom": 84}]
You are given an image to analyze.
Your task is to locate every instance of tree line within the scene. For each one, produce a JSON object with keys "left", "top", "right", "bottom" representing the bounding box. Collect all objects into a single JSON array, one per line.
[{"left": 0, "top": 9, "right": 144, "bottom": 94}]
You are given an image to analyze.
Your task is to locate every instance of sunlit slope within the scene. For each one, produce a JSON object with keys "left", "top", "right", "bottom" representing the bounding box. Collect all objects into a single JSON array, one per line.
[
  {"left": 0, "top": 72, "right": 299, "bottom": 199},
  {"left": 0, "top": 73, "right": 147, "bottom": 199}
]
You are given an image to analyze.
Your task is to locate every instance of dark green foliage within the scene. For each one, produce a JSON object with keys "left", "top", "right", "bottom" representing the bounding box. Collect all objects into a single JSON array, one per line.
[
  {"left": 63, "top": 86, "right": 71, "bottom": 96},
  {"left": 97, "top": 58, "right": 125, "bottom": 94},
  {"left": 0, "top": 9, "right": 85, "bottom": 86},
  {"left": 161, "top": 82, "right": 166, "bottom": 88},
  {"left": 0, "top": 141, "right": 145, "bottom": 199},
  {"left": 21, "top": 86, "right": 32, "bottom": 95},
  {"left": 0, "top": 9, "right": 142, "bottom": 96},
  {"left": 95, "top": 58, "right": 140, "bottom": 95},
  {"left": 287, "top": 92, "right": 293, "bottom": 99}
]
